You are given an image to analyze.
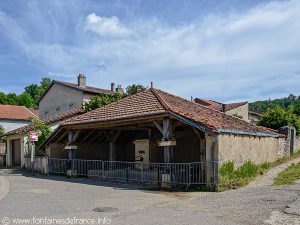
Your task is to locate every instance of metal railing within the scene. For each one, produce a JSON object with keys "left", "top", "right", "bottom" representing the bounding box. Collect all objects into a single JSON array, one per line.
[{"left": 48, "top": 158, "right": 218, "bottom": 187}]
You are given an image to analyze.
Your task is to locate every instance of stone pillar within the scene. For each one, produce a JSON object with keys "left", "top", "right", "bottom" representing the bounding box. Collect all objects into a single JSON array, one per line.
[
  {"left": 205, "top": 133, "right": 218, "bottom": 186},
  {"left": 68, "top": 131, "right": 76, "bottom": 160},
  {"left": 279, "top": 126, "right": 296, "bottom": 155},
  {"left": 163, "top": 119, "right": 173, "bottom": 163},
  {"left": 6, "top": 139, "right": 11, "bottom": 166}
]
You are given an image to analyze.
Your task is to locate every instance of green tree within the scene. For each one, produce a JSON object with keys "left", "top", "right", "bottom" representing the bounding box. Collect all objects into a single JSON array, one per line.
[
  {"left": 291, "top": 102, "right": 300, "bottom": 116},
  {"left": 250, "top": 94, "right": 300, "bottom": 112},
  {"left": 82, "top": 93, "right": 124, "bottom": 112},
  {"left": 28, "top": 118, "right": 51, "bottom": 149},
  {"left": 0, "top": 92, "right": 7, "bottom": 104},
  {"left": 24, "top": 84, "right": 39, "bottom": 100},
  {"left": 125, "top": 84, "right": 147, "bottom": 96},
  {"left": 5, "top": 93, "right": 18, "bottom": 105},
  {"left": 0, "top": 125, "right": 5, "bottom": 143},
  {"left": 18, "top": 93, "right": 34, "bottom": 108},
  {"left": 24, "top": 77, "right": 52, "bottom": 106},
  {"left": 37, "top": 77, "right": 52, "bottom": 96},
  {"left": 258, "top": 107, "right": 300, "bottom": 134}
]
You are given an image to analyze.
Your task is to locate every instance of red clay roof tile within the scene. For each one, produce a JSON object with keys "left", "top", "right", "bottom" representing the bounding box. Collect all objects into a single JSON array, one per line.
[
  {"left": 5, "top": 108, "right": 84, "bottom": 136},
  {"left": 0, "top": 105, "right": 37, "bottom": 121},
  {"left": 62, "top": 88, "right": 278, "bottom": 136}
]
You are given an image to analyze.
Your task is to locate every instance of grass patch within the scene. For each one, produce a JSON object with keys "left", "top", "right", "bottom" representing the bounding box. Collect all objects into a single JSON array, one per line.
[
  {"left": 218, "top": 161, "right": 270, "bottom": 191},
  {"left": 218, "top": 150, "right": 300, "bottom": 191},
  {"left": 273, "top": 162, "right": 300, "bottom": 185}
]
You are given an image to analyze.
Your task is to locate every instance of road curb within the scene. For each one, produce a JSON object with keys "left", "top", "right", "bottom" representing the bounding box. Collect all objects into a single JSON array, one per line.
[{"left": 0, "top": 175, "right": 10, "bottom": 201}]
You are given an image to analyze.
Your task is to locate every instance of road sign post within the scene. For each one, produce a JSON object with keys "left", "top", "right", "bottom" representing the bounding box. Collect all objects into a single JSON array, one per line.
[{"left": 29, "top": 132, "right": 38, "bottom": 176}]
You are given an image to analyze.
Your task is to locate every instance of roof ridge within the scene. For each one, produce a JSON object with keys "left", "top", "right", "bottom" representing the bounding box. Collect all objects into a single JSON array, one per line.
[
  {"left": 24, "top": 106, "right": 38, "bottom": 118},
  {"left": 151, "top": 89, "right": 278, "bottom": 134},
  {"left": 150, "top": 88, "right": 171, "bottom": 111},
  {"left": 155, "top": 88, "right": 227, "bottom": 114}
]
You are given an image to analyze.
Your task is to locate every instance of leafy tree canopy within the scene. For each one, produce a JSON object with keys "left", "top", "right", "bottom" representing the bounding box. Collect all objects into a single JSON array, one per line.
[
  {"left": 27, "top": 118, "right": 52, "bottom": 149},
  {"left": 18, "top": 93, "right": 35, "bottom": 108},
  {"left": 250, "top": 94, "right": 300, "bottom": 115},
  {"left": 82, "top": 83, "right": 147, "bottom": 112},
  {"left": 0, "top": 77, "right": 52, "bottom": 108},
  {"left": 125, "top": 84, "right": 147, "bottom": 96},
  {"left": 82, "top": 93, "right": 124, "bottom": 112},
  {"left": 258, "top": 107, "right": 300, "bottom": 134}
]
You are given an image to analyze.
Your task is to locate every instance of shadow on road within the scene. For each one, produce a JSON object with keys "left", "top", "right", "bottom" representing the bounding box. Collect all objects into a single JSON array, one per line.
[{"left": 0, "top": 167, "right": 172, "bottom": 193}]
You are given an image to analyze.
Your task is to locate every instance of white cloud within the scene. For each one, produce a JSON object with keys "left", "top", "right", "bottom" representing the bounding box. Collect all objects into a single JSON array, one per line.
[
  {"left": 1, "top": 0, "right": 300, "bottom": 101},
  {"left": 84, "top": 13, "right": 130, "bottom": 37}
]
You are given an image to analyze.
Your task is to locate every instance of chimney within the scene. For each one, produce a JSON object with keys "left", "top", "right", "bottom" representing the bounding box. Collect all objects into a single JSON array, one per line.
[
  {"left": 111, "top": 83, "right": 115, "bottom": 92},
  {"left": 116, "top": 84, "right": 123, "bottom": 93},
  {"left": 222, "top": 104, "right": 226, "bottom": 112},
  {"left": 78, "top": 74, "right": 86, "bottom": 87}
]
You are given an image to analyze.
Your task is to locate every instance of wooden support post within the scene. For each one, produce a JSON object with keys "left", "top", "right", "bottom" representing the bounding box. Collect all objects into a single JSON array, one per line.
[
  {"left": 154, "top": 119, "right": 174, "bottom": 163},
  {"left": 56, "top": 130, "right": 68, "bottom": 143},
  {"left": 89, "top": 131, "right": 104, "bottom": 143},
  {"left": 72, "top": 130, "right": 81, "bottom": 142},
  {"left": 109, "top": 142, "right": 116, "bottom": 161},
  {"left": 105, "top": 130, "right": 121, "bottom": 161},
  {"left": 67, "top": 130, "right": 76, "bottom": 160},
  {"left": 80, "top": 131, "right": 95, "bottom": 143}
]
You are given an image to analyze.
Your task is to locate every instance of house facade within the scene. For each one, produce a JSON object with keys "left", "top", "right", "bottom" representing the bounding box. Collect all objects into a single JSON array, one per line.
[
  {"left": 38, "top": 74, "right": 122, "bottom": 120},
  {"left": 0, "top": 105, "right": 38, "bottom": 132},
  {"left": 4, "top": 108, "right": 83, "bottom": 167},
  {"left": 194, "top": 98, "right": 249, "bottom": 121}
]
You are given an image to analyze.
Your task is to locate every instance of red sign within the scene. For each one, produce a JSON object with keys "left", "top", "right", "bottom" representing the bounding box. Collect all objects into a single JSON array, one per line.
[{"left": 29, "top": 132, "right": 38, "bottom": 142}]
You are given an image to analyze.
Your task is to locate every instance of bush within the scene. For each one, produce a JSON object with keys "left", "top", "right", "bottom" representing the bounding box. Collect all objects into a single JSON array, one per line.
[
  {"left": 258, "top": 106, "right": 300, "bottom": 134},
  {"left": 218, "top": 161, "right": 271, "bottom": 191},
  {"left": 235, "top": 161, "right": 258, "bottom": 178},
  {"left": 219, "top": 161, "right": 234, "bottom": 177}
]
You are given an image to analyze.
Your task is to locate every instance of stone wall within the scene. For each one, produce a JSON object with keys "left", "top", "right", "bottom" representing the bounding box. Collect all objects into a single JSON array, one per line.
[
  {"left": 296, "top": 136, "right": 300, "bottom": 152},
  {"left": 225, "top": 103, "right": 249, "bottom": 122},
  {"left": 24, "top": 156, "right": 48, "bottom": 174},
  {"left": 217, "top": 134, "right": 289, "bottom": 167}
]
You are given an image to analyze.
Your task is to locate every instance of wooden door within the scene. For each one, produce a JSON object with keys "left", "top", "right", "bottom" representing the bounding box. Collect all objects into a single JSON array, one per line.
[{"left": 12, "top": 139, "right": 21, "bottom": 166}]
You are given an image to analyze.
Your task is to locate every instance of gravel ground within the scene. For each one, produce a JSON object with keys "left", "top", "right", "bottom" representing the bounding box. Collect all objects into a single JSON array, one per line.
[{"left": 0, "top": 159, "right": 299, "bottom": 225}]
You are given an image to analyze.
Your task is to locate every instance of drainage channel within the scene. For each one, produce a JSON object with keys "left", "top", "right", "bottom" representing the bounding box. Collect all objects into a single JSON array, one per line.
[{"left": 92, "top": 207, "right": 119, "bottom": 213}]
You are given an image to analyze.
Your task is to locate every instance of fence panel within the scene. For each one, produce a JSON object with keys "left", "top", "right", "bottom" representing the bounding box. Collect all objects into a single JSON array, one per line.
[
  {"left": 48, "top": 158, "right": 69, "bottom": 174},
  {"left": 48, "top": 158, "right": 218, "bottom": 186}
]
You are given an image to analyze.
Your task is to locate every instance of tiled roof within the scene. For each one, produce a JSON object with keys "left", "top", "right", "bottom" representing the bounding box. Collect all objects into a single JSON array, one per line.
[
  {"left": 38, "top": 80, "right": 114, "bottom": 103},
  {"left": 29, "top": 108, "right": 39, "bottom": 117},
  {"left": 249, "top": 110, "right": 263, "bottom": 117},
  {"left": 194, "top": 98, "right": 248, "bottom": 112},
  {"left": 5, "top": 108, "right": 84, "bottom": 136},
  {"left": 0, "top": 105, "right": 37, "bottom": 121},
  {"left": 56, "top": 81, "right": 114, "bottom": 95},
  {"left": 62, "top": 89, "right": 166, "bottom": 125},
  {"left": 63, "top": 88, "right": 279, "bottom": 136}
]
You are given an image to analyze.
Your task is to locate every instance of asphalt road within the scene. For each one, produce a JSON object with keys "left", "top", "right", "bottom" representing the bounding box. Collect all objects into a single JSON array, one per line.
[{"left": 0, "top": 168, "right": 299, "bottom": 225}]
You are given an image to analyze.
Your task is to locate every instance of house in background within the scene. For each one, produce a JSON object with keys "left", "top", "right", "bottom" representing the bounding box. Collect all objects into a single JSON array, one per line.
[
  {"left": 4, "top": 108, "right": 84, "bottom": 167},
  {"left": 38, "top": 74, "right": 123, "bottom": 120},
  {"left": 0, "top": 105, "right": 38, "bottom": 132},
  {"left": 194, "top": 98, "right": 249, "bottom": 121},
  {"left": 249, "top": 110, "right": 263, "bottom": 124}
]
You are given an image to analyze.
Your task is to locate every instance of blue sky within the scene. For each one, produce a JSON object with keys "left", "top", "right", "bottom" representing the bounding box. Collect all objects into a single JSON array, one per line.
[{"left": 0, "top": 0, "right": 299, "bottom": 102}]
